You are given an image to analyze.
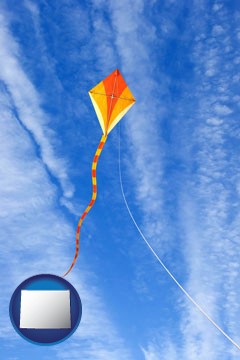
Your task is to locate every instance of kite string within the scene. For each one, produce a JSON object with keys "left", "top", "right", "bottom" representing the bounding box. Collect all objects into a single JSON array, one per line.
[
  {"left": 118, "top": 125, "right": 240, "bottom": 351},
  {"left": 63, "top": 134, "right": 107, "bottom": 277}
]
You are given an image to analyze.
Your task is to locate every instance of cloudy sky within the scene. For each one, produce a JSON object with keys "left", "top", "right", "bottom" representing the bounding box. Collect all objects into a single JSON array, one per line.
[{"left": 1, "top": 0, "right": 240, "bottom": 359}]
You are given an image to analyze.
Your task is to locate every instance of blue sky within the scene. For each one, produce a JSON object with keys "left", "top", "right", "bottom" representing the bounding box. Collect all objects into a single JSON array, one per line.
[{"left": 1, "top": 0, "right": 240, "bottom": 359}]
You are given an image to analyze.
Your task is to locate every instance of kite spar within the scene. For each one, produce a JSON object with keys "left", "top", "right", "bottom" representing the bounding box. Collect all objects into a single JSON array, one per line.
[{"left": 63, "top": 69, "right": 135, "bottom": 277}]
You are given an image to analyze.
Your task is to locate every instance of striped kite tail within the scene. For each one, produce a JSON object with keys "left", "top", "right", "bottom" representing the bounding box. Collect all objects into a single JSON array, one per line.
[{"left": 63, "top": 134, "right": 108, "bottom": 277}]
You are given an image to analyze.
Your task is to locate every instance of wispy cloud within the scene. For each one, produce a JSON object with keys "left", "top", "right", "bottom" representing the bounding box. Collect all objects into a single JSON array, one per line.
[
  {"left": 105, "top": 0, "right": 172, "bottom": 272},
  {"left": 93, "top": 0, "right": 240, "bottom": 357},
  {"left": 2, "top": 0, "right": 240, "bottom": 358},
  {"left": 0, "top": 9, "right": 73, "bottom": 199},
  {"left": 141, "top": 337, "right": 178, "bottom": 360},
  {"left": 177, "top": 2, "right": 240, "bottom": 358},
  {"left": 0, "top": 5, "right": 133, "bottom": 359}
]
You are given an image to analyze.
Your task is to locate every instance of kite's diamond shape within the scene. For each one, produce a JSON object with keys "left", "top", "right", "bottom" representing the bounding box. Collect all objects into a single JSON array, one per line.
[{"left": 89, "top": 68, "right": 135, "bottom": 135}]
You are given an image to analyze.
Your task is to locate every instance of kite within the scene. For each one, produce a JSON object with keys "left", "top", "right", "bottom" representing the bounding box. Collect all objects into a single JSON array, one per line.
[
  {"left": 9, "top": 69, "right": 135, "bottom": 345},
  {"left": 63, "top": 69, "right": 135, "bottom": 277}
]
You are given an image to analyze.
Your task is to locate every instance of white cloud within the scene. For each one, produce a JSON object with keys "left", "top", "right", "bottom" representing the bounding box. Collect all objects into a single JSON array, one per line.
[
  {"left": 104, "top": 0, "right": 240, "bottom": 358},
  {"left": 206, "top": 117, "right": 223, "bottom": 126},
  {"left": 106, "top": 0, "right": 169, "bottom": 253},
  {"left": 24, "top": 0, "right": 39, "bottom": 16},
  {"left": 178, "top": 6, "right": 240, "bottom": 355},
  {"left": 212, "top": 4, "right": 223, "bottom": 13},
  {"left": 0, "top": 8, "right": 133, "bottom": 359},
  {"left": 214, "top": 103, "right": 233, "bottom": 116},
  {"left": 142, "top": 340, "right": 178, "bottom": 360},
  {"left": 212, "top": 25, "right": 224, "bottom": 36},
  {"left": 0, "top": 82, "right": 132, "bottom": 360},
  {"left": 0, "top": 11, "right": 74, "bottom": 199},
  {"left": 1, "top": 0, "right": 238, "bottom": 358}
]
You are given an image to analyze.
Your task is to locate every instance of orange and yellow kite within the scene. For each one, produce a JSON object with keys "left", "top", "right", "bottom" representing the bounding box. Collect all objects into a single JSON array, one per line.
[{"left": 63, "top": 69, "right": 135, "bottom": 276}]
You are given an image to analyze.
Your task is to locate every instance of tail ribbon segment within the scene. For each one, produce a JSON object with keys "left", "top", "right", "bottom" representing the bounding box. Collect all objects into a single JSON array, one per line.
[{"left": 63, "top": 134, "right": 107, "bottom": 277}]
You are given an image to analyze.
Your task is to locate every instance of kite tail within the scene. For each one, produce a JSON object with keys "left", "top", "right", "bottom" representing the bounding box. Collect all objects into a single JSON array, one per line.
[{"left": 63, "top": 134, "right": 108, "bottom": 277}]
